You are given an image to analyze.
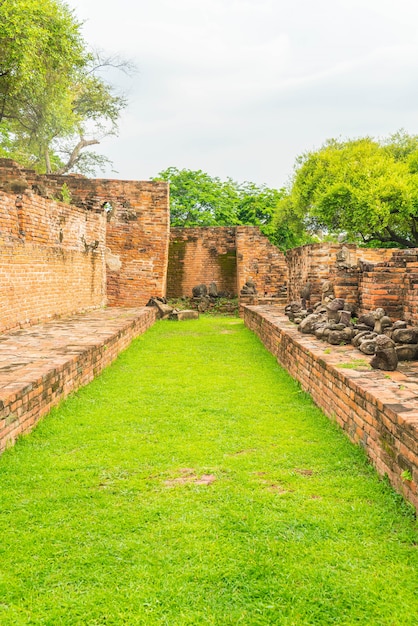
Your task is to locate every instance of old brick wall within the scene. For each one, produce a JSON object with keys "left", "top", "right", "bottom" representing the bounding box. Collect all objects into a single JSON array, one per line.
[
  {"left": 0, "top": 159, "right": 170, "bottom": 309},
  {"left": 103, "top": 180, "right": 170, "bottom": 306},
  {"left": 244, "top": 305, "right": 418, "bottom": 512},
  {"left": 0, "top": 188, "right": 106, "bottom": 333},
  {"left": 235, "top": 226, "right": 288, "bottom": 297},
  {"left": 286, "top": 243, "right": 397, "bottom": 309},
  {"left": 167, "top": 226, "right": 288, "bottom": 300},
  {"left": 359, "top": 249, "right": 418, "bottom": 323},
  {"left": 167, "top": 227, "right": 237, "bottom": 297}
]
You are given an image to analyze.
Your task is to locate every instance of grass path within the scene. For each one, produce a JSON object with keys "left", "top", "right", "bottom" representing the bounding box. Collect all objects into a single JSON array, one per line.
[{"left": 0, "top": 317, "right": 417, "bottom": 625}]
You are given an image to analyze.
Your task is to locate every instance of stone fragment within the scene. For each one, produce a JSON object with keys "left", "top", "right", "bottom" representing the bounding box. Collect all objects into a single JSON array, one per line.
[
  {"left": 326, "top": 298, "right": 345, "bottom": 321},
  {"left": 146, "top": 297, "right": 173, "bottom": 319},
  {"left": 155, "top": 301, "right": 174, "bottom": 319},
  {"left": 353, "top": 324, "right": 373, "bottom": 332},
  {"left": 327, "top": 298, "right": 345, "bottom": 311},
  {"left": 336, "top": 245, "right": 351, "bottom": 268},
  {"left": 300, "top": 282, "right": 312, "bottom": 308},
  {"left": 392, "top": 328, "right": 418, "bottom": 344},
  {"left": 396, "top": 344, "right": 418, "bottom": 361},
  {"left": 373, "top": 308, "right": 386, "bottom": 334},
  {"left": 353, "top": 331, "right": 376, "bottom": 348},
  {"left": 358, "top": 340, "right": 376, "bottom": 355},
  {"left": 240, "top": 278, "right": 257, "bottom": 295},
  {"left": 381, "top": 316, "right": 392, "bottom": 330},
  {"left": 197, "top": 297, "right": 210, "bottom": 312},
  {"left": 299, "top": 313, "right": 321, "bottom": 334},
  {"left": 208, "top": 282, "right": 218, "bottom": 297},
  {"left": 341, "top": 327, "right": 354, "bottom": 342},
  {"left": 338, "top": 310, "right": 352, "bottom": 326},
  {"left": 192, "top": 284, "right": 207, "bottom": 297},
  {"left": 170, "top": 310, "right": 199, "bottom": 321},
  {"left": 285, "top": 301, "right": 302, "bottom": 321},
  {"left": 392, "top": 320, "right": 408, "bottom": 330},
  {"left": 358, "top": 313, "right": 375, "bottom": 329},
  {"left": 321, "top": 280, "right": 334, "bottom": 304},
  {"left": 370, "top": 335, "right": 398, "bottom": 371},
  {"left": 328, "top": 330, "right": 349, "bottom": 345}
]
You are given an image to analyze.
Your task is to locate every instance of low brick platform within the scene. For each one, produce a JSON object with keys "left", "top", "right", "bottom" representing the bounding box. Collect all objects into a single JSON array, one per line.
[
  {"left": 0, "top": 307, "right": 157, "bottom": 453},
  {"left": 244, "top": 305, "right": 418, "bottom": 511}
]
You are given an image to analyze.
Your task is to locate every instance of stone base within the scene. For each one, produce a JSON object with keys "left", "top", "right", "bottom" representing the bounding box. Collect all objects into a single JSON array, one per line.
[{"left": 170, "top": 310, "right": 199, "bottom": 321}]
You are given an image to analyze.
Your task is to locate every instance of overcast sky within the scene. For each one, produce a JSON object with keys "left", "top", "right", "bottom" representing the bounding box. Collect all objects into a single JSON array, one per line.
[{"left": 69, "top": 0, "right": 418, "bottom": 188}]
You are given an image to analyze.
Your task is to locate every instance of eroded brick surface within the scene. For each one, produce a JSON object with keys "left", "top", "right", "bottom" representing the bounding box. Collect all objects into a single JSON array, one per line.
[{"left": 0, "top": 307, "right": 157, "bottom": 453}]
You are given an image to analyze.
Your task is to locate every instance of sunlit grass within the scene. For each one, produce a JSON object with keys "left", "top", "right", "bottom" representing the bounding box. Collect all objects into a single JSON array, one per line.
[{"left": 0, "top": 316, "right": 417, "bottom": 625}]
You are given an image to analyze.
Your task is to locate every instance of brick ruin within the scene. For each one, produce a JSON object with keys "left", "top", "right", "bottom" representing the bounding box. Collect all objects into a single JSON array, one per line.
[
  {"left": 167, "top": 225, "right": 288, "bottom": 302},
  {"left": 286, "top": 243, "right": 418, "bottom": 325},
  {"left": 0, "top": 158, "right": 417, "bottom": 510},
  {"left": 3, "top": 156, "right": 418, "bottom": 328},
  {"left": 0, "top": 158, "right": 170, "bottom": 332}
]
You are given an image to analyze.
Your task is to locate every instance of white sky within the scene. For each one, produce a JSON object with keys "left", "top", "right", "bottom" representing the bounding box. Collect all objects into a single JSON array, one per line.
[{"left": 69, "top": 0, "right": 418, "bottom": 188}]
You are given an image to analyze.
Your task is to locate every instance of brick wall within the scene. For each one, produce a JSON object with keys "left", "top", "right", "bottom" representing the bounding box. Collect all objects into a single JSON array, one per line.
[
  {"left": 104, "top": 180, "right": 170, "bottom": 306},
  {"left": 0, "top": 188, "right": 106, "bottom": 333},
  {"left": 359, "top": 250, "right": 418, "bottom": 323},
  {"left": 167, "top": 227, "right": 237, "bottom": 297},
  {"left": 244, "top": 306, "right": 418, "bottom": 512},
  {"left": 167, "top": 226, "right": 288, "bottom": 299},
  {"left": 286, "top": 243, "right": 397, "bottom": 309},
  {"left": 0, "top": 159, "right": 170, "bottom": 309},
  {"left": 236, "top": 226, "right": 288, "bottom": 297}
]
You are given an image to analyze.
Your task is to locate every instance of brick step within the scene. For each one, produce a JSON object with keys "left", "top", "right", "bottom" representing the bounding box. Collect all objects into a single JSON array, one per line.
[{"left": 0, "top": 307, "right": 156, "bottom": 453}]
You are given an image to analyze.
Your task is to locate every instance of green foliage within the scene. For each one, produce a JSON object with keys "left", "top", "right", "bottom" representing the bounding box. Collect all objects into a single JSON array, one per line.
[
  {"left": 0, "top": 317, "right": 417, "bottom": 623},
  {"left": 154, "top": 167, "right": 285, "bottom": 245},
  {"left": 0, "top": 0, "right": 127, "bottom": 174},
  {"left": 401, "top": 469, "right": 413, "bottom": 482},
  {"left": 59, "top": 182, "right": 71, "bottom": 204},
  {"left": 277, "top": 131, "right": 418, "bottom": 248}
]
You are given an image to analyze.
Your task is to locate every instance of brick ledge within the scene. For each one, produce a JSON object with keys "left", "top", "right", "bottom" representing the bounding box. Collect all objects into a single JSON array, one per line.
[
  {"left": 243, "top": 305, "right": 418, "bottom": 511},
  {"left": 0, "top": 307, "right": 157, "bottom": 453}
]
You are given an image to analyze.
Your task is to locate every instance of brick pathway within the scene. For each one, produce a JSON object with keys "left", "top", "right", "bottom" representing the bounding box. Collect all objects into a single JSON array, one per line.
[{"left": 0, "top": 307, "right": 156, "bottom": 453}]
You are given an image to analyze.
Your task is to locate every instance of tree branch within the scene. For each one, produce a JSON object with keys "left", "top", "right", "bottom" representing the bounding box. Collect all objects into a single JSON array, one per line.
[{"left": 56, "top": 137, "right": 100, "bottom": 174}]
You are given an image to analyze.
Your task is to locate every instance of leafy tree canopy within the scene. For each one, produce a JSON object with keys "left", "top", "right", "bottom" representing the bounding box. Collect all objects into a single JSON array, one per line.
[
  {"left": 275, "top": 131, "right": 418, "bottom": 248},
  {"left": 154, "top": 167, "right": 286, "bottom": 245},
  {"left": 0, "top": 0, "right": 128, "bottom": 174}
]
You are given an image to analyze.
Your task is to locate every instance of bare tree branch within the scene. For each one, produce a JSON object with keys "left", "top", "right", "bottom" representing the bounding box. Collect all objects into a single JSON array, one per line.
[{"left": 56, "top": 137, "right": 100, "bottom": 174}]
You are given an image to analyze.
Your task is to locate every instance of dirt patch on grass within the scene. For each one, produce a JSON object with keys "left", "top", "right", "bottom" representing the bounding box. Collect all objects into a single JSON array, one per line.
[
  {"left": 294, "top": 468, "right": 314, "bottom": 476},
  {"left": 230, "top": 448, "right": 256, "bottom": 456},
  {"left": 165, "top": 468, "right": 216, "bottom": 487}
]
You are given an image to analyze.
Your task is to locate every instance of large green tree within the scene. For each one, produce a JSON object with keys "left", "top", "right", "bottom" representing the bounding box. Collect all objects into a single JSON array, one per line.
[
  {"left": 275, "top": 132, "right": 418, "bottom": 248},
  {"left": 0, "top": 0, "right": 127, "bottom": 174},
  {"left": 154, "top": 167, "right": 285, "bottom": 245}
]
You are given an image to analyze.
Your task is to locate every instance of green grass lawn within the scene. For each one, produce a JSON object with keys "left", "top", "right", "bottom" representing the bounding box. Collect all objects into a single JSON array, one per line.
[{"left": 0, "top": 316, "right": 417, "bottom": 625}]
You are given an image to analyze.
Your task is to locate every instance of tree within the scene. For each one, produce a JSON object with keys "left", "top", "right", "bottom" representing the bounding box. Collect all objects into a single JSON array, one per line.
[
  {"left": 154, "top": 167, "right": 285, "bottom": 244},
  {"left": 275, "top": 133, "right": 418, "bottom": 248},
  {"left": 0, "top": 0, "right": 128, "bottom": 174}
]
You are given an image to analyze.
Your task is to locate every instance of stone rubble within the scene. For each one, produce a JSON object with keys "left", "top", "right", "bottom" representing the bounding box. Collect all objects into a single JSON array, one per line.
[{"left": 284, "top": 281, "right": 418, "bottom": 371}]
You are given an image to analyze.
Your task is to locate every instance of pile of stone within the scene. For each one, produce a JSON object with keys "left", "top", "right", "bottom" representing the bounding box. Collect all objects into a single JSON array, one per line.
[
  {"left": 192, "top": 282, "right": 232, "bottom": 312},
  {"left": 285, "top": 291, "right": 418, "bottom": 371},
  {"left": 146, "top": 297, "right": 198, "bottom": 321}
]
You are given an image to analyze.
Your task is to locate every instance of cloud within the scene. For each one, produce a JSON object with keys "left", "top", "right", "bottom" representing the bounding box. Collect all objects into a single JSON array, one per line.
[{"left": 69, "top": 0, "right": 418, "bottom": 187}]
